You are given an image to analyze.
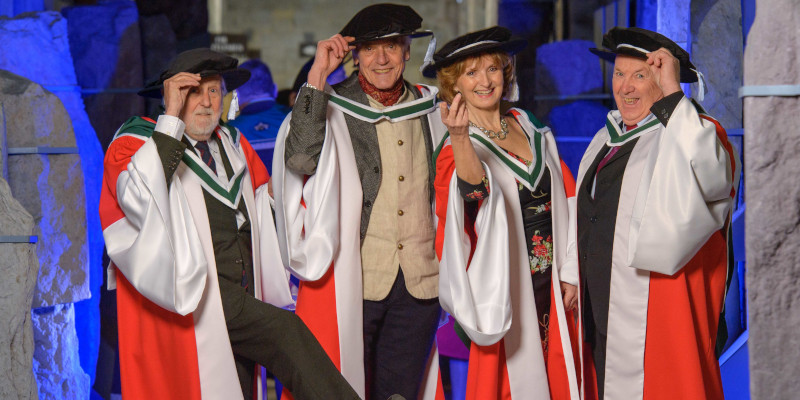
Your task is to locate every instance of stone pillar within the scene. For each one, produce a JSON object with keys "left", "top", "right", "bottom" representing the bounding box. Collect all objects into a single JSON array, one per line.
[
  {"left": 690, "top": 0, "right": 743, "bottom": 130},
  {"left": 62, "top": 1, "right": 145, "bottom": 151},
  {"left": 0, "top": 174, "right": 39, "bottom": 399},
  {"left": 498, "top": 0, "right": 553, "bottom": 113},
  {"left": 657, "top": 0, "right": 690, "bottom": 51},
  {"left": 0, "top": 68, "right": 91, "bottom": 400},
  {"left": 0, "top": 11, "right": 102, "bottom": 398},
  {"left": 744, "top": 1, "right": 800, "bottom": 398},
  {"left": 533, "top": 40, "right": 609, "bottom": 172},
  {"left": 0, "top": 0, "right": 45, "bottom": 17}
]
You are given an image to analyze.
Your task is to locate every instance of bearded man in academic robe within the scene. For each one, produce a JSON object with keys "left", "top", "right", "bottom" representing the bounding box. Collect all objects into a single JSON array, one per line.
[
  {"left": 273, "top": 4, "right": 448, "bottom": 400},
  {"left": 99, "top": 48, "right": 359, "bottom": 400},
  {"left": 576, "top": 27, "right": 741, "bottom": 400}
]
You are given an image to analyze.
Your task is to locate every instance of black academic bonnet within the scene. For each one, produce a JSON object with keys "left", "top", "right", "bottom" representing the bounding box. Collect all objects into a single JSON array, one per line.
[
  {"left": 138, "top": 48, "right": 251, "bottom": 98},
  {"left": 590, "top": 27, "right": 698, "bottom": 83},
  {"left": 339, "top": 3, "right": 432, "bottom": 45},
  {"left": 421, "top": 26, "right": 527, "bottom": 78}
]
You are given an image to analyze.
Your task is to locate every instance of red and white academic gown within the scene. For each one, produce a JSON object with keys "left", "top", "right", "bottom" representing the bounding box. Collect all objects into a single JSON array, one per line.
[
  {"left": 576, "top": 97, "right": 740, "bottom": 400},
  {"left": 434, "top": 109, "right": 582, "bottom": 400},
  {"left": 99, "top": 115, "right": 293, "bottom": 400},
  {"left": 273, "top": 84, "right": 447, "bottom": 400}
]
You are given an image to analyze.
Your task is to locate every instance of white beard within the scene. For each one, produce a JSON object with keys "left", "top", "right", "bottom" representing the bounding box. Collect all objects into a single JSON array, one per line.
[{"left": 184, "top": 107, "right": 221, "bottom": 140}]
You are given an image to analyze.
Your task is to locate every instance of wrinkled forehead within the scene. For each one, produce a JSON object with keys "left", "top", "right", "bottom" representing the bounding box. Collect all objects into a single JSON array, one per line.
[{"left": 613, "top": 54, "right": 650, "bottom": 72}]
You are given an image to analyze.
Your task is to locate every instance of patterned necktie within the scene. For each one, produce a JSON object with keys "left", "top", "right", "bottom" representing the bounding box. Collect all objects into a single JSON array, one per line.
[
  {"left": 596, "top": 124, "right": 636, "bottom": 175},
  {"left": 195, "top": 140, "right": 217, "bottom": 175},
  {"left": 592, "top": 124, "right": 636, "bottom": 199}
]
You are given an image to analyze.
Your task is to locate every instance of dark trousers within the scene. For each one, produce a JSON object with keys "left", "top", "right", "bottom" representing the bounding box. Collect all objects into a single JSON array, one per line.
[
  {"left": 219, "top": 280, "right": 360, "bottom": 400},
  {"left": 363, "top": 268, "right": 441, "bottom": 400}
]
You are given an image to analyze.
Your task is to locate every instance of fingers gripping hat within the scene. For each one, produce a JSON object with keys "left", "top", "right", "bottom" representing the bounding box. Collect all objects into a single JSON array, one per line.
[
  {"left": 138, "top": 48, "right": 251, "bottom": 99},
  {"left": 420, "top": 26, "right": 527, "bottom": 78},
  {"left": 590, "top": 27, "right": 707, "bottom": 100},
  {"left": 340, "top": 3, "right": 432, "bottom": 45},
  {"left": 340, "top": 3, "right": 436, "bottom": 69}
]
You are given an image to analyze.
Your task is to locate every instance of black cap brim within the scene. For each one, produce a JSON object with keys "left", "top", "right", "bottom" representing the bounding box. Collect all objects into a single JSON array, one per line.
[
  {"left": 589, "top": 27, "right": 699, "bottom": 83},
  {"left": 349, "top": 30, "right": 433, "bottom": 46},
  {"left": 422, "top": 39, "right": 527, "bottom": 78},
  {"left": 138, "top": 69, "right": 251, "bottom": 99}
]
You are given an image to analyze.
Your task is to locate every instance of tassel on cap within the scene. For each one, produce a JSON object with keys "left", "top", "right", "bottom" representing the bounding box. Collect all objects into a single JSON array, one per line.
[
  {"left": 691, "top": 68, "right": 706, "bottom": 102},
  {"left": 506, "top": 79, "right": 520, "bottom": 102},
  {"left": 227, "top": 90, "right": 239, "bottom": 121},
  {"left": 419, "top": 35, "right": 437, "bottom": 73}
]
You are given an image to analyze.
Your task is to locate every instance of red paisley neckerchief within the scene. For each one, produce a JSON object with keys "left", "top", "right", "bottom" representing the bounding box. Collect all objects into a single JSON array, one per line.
[{"left": 358, "top": 72, "right": 404, "bottom": 106}]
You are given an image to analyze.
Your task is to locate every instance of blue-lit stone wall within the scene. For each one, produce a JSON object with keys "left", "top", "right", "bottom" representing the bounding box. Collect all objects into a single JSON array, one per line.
[
  {"left": 0, "top": 11, "right": 103, "bottom": 399},
  {"left": 62, "top": 1, "right": 144, "bottom": 151},
  {"left": 532, "top": 40, "right": 609, "bottom": 173}
]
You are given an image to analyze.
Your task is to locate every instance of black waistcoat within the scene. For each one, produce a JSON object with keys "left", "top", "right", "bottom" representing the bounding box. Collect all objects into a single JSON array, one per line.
[
  {"left": 188, "top": 137, "right": 256, "bottom": 295},
  {"left": 576, "top": 137, "right": 639, "bottom": 399}
]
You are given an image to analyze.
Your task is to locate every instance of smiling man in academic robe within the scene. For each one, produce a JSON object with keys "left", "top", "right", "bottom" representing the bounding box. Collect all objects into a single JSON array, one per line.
[
  {"left": 575, "top": 27, "right": 740, "bottom": 400},
  {"left": 99, "top": 48, "right": 359, "bottom": 400},
  {"left": 273, "top": 4, "right": 447, "bottom": 399}
]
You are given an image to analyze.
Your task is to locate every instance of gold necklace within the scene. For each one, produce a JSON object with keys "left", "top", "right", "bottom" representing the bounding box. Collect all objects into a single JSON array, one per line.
[{"left": 469, "top": 117, "right": 508, "bottom": 140}]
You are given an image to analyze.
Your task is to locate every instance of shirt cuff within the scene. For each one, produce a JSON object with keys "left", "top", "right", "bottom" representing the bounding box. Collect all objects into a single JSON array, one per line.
[
  {"left": 457, "top": 175, "right": 490, "bottom": 202},
  {"left": 155, "top": 114, "right": 186, "bottom": 140},
  {"left": 650, "top": 91, "right": 684, "bottom": 127}
]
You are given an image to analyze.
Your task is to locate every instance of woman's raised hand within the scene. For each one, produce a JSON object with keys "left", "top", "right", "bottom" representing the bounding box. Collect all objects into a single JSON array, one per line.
[{"left": 440, "top": 92, "right": 470, "bottom": 139}]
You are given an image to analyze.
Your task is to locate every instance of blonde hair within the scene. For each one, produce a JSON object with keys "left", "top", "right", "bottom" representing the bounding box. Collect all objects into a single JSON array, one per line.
[{"left": 436, "top": 51, "right": 515, "bottom": 104}]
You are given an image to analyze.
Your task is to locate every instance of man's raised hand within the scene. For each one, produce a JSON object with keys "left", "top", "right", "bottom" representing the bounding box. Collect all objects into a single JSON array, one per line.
[
  {"left": 163, "top": 72, "right": 201, "bottom": 118},
  {"left": 307, "top": 34, "right": 355, "bottom": 89},
  {"left": 646, "top": 47, "right": 682, "bottom": 97}
]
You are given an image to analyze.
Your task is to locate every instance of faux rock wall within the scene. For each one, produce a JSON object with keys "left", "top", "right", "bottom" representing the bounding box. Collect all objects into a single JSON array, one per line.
[
  {"left": 744, "top": 0, "right": 800, "bottom": 398},
  {"left": 691, "top": 0, "right": 743, "bottom": 130},
  {"left": 0, "top": 11, "right": 101, "bottom": 399},
  {"left": 0, "top": 177, "right": 39, "bottom": 400},
  {"left": 532, "top": 40, "right": 609, "bottom": 172},
  {"left": 0, "top": 69, "right": 89, "bottom": 307},
  {"left": 62, "top": 0, "right": 145, "bottom": 151},
  {"left": 0, "top": 68, "right": 91, "bottom": 400}
]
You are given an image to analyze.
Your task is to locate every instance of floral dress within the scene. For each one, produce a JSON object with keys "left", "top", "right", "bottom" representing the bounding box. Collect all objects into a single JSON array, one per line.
[{"left": 458, "top": 154, "right": 554, "bottom": 356}]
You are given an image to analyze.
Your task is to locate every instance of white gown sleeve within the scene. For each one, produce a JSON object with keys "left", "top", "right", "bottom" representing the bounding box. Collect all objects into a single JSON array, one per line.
[
  {"left": 254, "top": 184, "right": 295, "bottom": 308},
  {"left": 104, "top": 138, "right": 208, "bottom": 316},
  {"left": 273, "top": 112, "right": 341, "bottom": 281},
  {"left": 439, "top": 163, "right": 512, "bottom": 346},
  {"left": 559, "top": 195, "right": 580, "bottom": 286},
  {"left": 627, "top": 97, "right": 736, "bottom": 275}
]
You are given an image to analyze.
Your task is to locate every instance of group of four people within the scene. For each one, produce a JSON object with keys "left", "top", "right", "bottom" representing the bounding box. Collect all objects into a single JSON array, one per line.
[{"left": 99, "top": 3, "right": 739, "bottom": 400}]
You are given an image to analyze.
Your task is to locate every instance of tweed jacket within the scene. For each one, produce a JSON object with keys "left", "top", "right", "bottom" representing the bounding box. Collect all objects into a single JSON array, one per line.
[{"left": 284, "top": 73, "right": 436, "bottom": 242}]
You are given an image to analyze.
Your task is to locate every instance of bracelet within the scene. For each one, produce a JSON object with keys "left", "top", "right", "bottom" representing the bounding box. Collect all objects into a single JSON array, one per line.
[{"left": 303, "top": 82, "right": 320, "bottom": 91}]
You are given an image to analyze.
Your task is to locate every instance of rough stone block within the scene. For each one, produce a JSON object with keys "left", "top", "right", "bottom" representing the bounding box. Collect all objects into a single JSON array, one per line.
[
  {"left": 31, "top": 304, "right": 90, "bottom": 400},
  {"left": 139, "top": 13, "right": 177, "bottom": 116},
  {"left": 0, "top": 13, "right": 104, "bottom": 389},
  {"left": 691, "top": 0, "right": 743, "bottom": 129},
  {"left": 533, "top": 40, "right": 605, "bottom": 124},
  {"left": 0, "top": 177, "right": 39, "bottom": 400},
  {"left": 658, "top": 0, "right": 690, "bottom": 44},
  {"left": 0, "top": 70, "right": 90, "bottom": 307},
  {"left": 62, "top": 1, "right": 145, "bottom": 151},
  {"left": 547, "top": 100, "right": 609, "bottom": 176},
  {"left": 548, "top": 100, "right": 609, "bottom": 137},
  {"left": 744, "top": 1, "right": 800, "bottom": 398},
  {"left": 535, "top": 40, "right": 603, "bottom": 97}
]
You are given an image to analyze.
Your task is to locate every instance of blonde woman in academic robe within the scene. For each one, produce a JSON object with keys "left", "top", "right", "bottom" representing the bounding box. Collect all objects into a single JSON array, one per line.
[{"left": 423, "top": 26, "right": 581, "bottom": 400}]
